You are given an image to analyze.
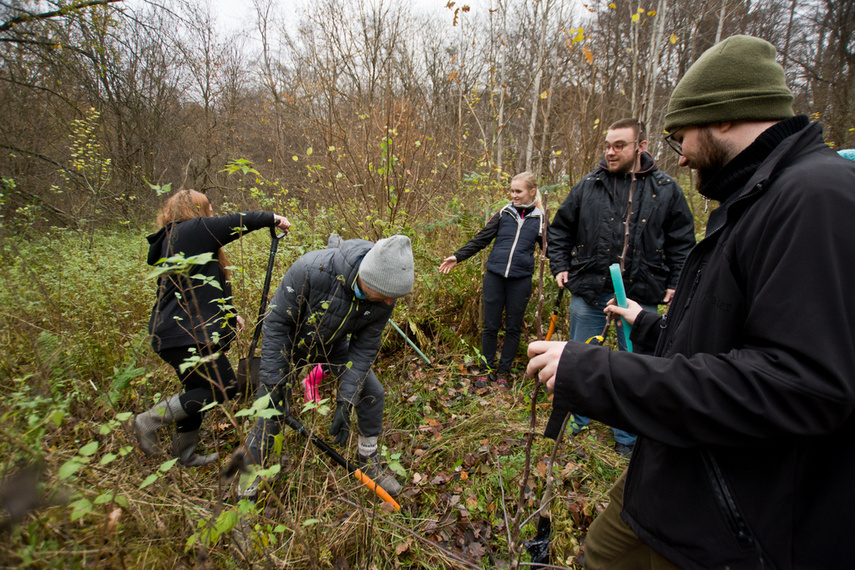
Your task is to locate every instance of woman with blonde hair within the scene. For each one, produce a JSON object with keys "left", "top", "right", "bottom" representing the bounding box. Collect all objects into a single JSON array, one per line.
[
  {"left": 134, "top": 189, "right": 290, "bottom": 466},
  {"left": 439, "top": 172, "right": 544, "bottom": 389}
]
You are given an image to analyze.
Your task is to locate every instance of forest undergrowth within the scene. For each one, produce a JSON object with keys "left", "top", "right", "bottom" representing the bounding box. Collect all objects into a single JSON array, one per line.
[{"left": 0, "top": 205, "right": 639, "bottom": 569}]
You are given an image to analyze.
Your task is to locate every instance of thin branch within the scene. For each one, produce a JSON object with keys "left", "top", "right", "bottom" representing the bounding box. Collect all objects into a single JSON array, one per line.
[{"left": 0, "top": 0, "right": 123, "bottom": 33}]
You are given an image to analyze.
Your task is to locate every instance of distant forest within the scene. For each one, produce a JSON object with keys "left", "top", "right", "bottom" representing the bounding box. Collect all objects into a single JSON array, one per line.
[{"left": 1, "top": 0, "right": 852, "bottom": 236}]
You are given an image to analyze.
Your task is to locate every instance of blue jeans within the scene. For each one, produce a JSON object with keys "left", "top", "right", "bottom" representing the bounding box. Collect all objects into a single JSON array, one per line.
[{"left": 568, "top": 293, "right": 657, "bottom": 446}]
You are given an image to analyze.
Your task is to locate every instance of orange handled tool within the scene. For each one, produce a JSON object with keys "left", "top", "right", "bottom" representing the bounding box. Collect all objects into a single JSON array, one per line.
[
  {"left": 282, "top": 396, "right": 401, "bottom": 511},
  {"left": 545, "top": 288, "right": 565, "bottom": 341},
  {"left": 353, "top": 469, "right": 401, "bottom": 511}
]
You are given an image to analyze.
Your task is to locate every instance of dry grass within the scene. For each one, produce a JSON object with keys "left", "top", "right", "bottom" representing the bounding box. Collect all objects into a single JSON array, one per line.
[{"left": 0, "top": 225, "right": 628, "bottom": 569}]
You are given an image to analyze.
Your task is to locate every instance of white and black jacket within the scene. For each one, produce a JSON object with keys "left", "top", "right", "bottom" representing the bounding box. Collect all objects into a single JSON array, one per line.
[{"left": 453, "top": 203, "right": 543, "bottom": 278}]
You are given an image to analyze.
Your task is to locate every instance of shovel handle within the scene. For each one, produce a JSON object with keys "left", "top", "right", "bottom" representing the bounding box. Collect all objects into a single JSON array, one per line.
[{"left": 354, "top": 469, "right": 402, "bottom": 511}]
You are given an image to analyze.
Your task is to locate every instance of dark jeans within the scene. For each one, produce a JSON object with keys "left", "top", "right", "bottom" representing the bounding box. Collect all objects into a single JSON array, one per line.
[
  {"left": 158, "top": 345, "right": 237, "bottom": 433},
  {"left": 481, "top": 270, "right": 532, "bottom": 373}
]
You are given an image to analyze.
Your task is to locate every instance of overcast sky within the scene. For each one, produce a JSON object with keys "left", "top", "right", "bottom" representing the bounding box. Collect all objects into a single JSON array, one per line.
[{"left": 207, "top": 0, "right": 458, "bottom": 36}]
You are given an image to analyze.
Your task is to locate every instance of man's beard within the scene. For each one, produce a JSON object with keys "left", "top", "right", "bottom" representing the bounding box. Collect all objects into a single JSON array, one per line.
[{"left": 695, "top": 127, "right": 732, "bottom": 191}]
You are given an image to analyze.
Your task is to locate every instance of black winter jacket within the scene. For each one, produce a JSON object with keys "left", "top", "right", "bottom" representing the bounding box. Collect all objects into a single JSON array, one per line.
[
  {"left": 147, "top": 212, "right": 275, "bottom": 352},
  {"left": 454, "top": 203, "right": 543, "bottom": 278},
  {"left": 547, "top": 153, "right": 695, "bottom": 305},
  {"left": 546, "top": 121, "right": 855, "bottom": 568},
  {"left": 259, "top": 239, "right": 394, "bottom": 406}
]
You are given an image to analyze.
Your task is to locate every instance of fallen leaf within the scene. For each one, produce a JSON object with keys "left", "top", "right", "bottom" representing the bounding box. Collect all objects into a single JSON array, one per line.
[{"left": 395, "top": 539, "right": 411, "bottom": 555}]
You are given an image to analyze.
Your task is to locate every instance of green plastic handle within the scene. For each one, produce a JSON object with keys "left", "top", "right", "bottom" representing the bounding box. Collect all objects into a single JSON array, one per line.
[{"left": 609, "top": 263, "right": 632, "bottom": 352}]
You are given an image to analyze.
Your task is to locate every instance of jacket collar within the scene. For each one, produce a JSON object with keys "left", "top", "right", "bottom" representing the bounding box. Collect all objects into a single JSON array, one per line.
[
  {"left": 705, "top": 118, "right": 818, "bottom": 237},
  {"left": 700, "top": 115, "right": 810, "bottom": 203}
]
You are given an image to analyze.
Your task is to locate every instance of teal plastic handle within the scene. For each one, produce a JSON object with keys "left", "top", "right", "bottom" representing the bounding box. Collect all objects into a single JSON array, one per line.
[{"left": 609, "top": 263, "right": 632, "bottom": 352}]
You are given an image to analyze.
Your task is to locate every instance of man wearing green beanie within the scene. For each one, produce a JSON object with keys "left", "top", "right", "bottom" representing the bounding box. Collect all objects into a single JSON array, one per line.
[{"left": 528, "top": 35, "right": 855, "bottom": 568}]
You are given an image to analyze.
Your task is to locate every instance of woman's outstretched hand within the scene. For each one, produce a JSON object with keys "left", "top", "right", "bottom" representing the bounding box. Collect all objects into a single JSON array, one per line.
[{"left": 438, "top": 256, "right": 458, "bottom": 274}]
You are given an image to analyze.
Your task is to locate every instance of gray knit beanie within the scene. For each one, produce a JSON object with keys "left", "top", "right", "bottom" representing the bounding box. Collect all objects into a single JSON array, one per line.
[
  {"left": 359, "top": 235, "right": 414, "bottom": 299},
  {"left": 664, "top": 35, "right": 794, "bottom": 132}
]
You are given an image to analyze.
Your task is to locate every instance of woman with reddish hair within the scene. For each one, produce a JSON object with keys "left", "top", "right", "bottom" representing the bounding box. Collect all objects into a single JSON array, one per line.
[{"left": 134, "top": 189, "right": 290, "bottom": 466}]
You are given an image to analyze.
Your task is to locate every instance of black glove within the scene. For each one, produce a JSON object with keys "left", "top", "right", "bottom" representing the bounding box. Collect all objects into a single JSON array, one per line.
[{"left": 330, "top": 402, "right": 352, "bottom": 445}]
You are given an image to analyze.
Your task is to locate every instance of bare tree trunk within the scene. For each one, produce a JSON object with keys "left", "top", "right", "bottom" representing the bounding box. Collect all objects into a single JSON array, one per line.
[
  {"left": 630, "top": 2, "right": 640, "bottom": 118},
  {"left": 525, "top": 0, "right": 551, "bottom": 171},
  {"left": 536, "top": 1, "right": 564, "bottom": 181},
  {"left": 495, "top": 0, "right": 508, "bottom": 180},
  {"left": 716, "top": 0, "right": 728, "bottom": 44},
  {"left": 782, "top": 0, "right": 799, "bottom": 72},
  {"left": 644, "top": 0, "right": 668, "bottom": 129}
]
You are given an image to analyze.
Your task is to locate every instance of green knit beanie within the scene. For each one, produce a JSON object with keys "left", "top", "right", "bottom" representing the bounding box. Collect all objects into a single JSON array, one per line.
[{"left": 664, "top": 35, "right": 794, "bottom": 132}]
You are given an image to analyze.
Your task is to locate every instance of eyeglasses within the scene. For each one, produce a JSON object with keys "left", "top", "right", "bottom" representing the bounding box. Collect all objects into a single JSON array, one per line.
[
  {"left": 664, "top": 128, "right": 684, "bottom": 156},
  {"left": 603, "top": 141, "right": 635, "bottom": 152}
]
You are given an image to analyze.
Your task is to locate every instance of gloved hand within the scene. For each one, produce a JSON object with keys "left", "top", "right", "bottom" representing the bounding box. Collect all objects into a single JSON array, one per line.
[{"left": 329, "top": 402, "right": 352, "bottom": 445}]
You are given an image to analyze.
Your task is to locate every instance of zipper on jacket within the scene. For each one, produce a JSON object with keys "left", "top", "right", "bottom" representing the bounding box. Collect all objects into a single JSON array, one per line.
[
  {"left": 660, "top": 268, "right": 703, "bottom": 356},
  {"left": 653, "top": 314, "right": 668, "bottom": 356},
  {"left": 702, "top": 450, "right": 763, "bottom": 557},
  {"left": 503, "top": 207, "right": 541, "bottom": 278},
  {"left": 504, "top": 218, "right": 524, "bottom": 277}
]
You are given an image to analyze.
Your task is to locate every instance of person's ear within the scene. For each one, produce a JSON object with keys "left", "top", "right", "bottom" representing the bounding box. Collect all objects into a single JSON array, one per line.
[
  {"left": 638, "top": 139, "right": 649, "bottom": 152},
  {"left": 716, "top": 121, "right": 734, "bottom": 134}
]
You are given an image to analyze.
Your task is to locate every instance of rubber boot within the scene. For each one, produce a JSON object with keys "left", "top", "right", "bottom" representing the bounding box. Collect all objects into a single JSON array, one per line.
[
  {"left": 237, "top": 416, "right": 281, "bottom": 501},
  {"left": 358, "top": 452, "right": 403, "bottom": 497},
  {"left": 172, "top": 430, "right": 218, "bottom": 467},
  {"left": 133, "top": 394, "right": 186, "bottom": 456}
]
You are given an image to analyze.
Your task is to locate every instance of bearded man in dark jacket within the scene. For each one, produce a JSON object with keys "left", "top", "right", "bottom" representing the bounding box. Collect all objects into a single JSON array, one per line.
[
  {"left": 528, "top": 35, "right": 855, "bottom": 569},
  {"left": 547, "top": 118, "right": 695, "bottom": 454},
  {"left": 236, "top": 235, "right": 414, "bottom": 501}
]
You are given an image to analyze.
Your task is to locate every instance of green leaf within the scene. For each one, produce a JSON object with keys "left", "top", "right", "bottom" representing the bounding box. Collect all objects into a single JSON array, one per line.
[
  {"left": 49, "top": 410, "right": 65, "bottom": 427},
  {"left": 257, "top": 408, "right": 283, "bottom": 419},
  {"left": 79, "top": 441, "right": 99, "bottom": 457},
  {"left": 100, "top": 453, "right": 117, "bottom": 466},
  {"left": 159, "top": 458, "right": 179, "bottom": 472},
  {"left": 58, "top": 460, "right": 83, "bottom": 480},
  {"left": 116, "top": 411, "right": 133, "bottom": 421},
  {"left": 302, "top": 518, "right": 320, "bottom": 527},
  {"left": 94, "top": 492, "right": 114, "bottom": 505},
  {"left": 139, "top": 474, "right": 159, "bottom": 489},
  {"left": 70, "top": 498, "right": 92, "bottom": 521},
  {"left": 216, "top": 510, "right": 238, "bottom": 534}
]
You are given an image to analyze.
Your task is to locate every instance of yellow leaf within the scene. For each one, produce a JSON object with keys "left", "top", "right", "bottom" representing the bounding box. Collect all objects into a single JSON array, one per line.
[
  {"left": 608, "top": 2, "right": 616, "bottom": 8},
  {"left": 540, "top": 90, "right": 549, "bottom": 99},
  {"left": 670, "top": 33, "right": 678, "bottom": 44},
  {"left": 594, "top": 118, "right": 600, "bottom": 125},
  {"left": 637, "top": 7, "right": 645, "bottom": 12},
  {"left": 329, "top": 146, "right": 336, "bottom": 151},
  {"left": 292, "top": 156, "right": 298, "bottom": 161},
  {"left": 648, "top": 10, "right": 656, "bottom": 16},
  {"left": 573, "top": 28, "right": 584, "bottom": 43},
  {"left": 555, "top": 150, "right": 563, "bottom": 155},
  {"left": 631, "top": 13, "right": 640, "bottom": 22},
  {"left": 306, "top": 147, "right": 313, "bottom": 156}
]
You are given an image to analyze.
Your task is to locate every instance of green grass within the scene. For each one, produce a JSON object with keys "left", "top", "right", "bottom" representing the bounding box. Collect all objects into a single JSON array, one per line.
[{"left": 0, "top": 222, "right": 628, "bottom": 569}]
